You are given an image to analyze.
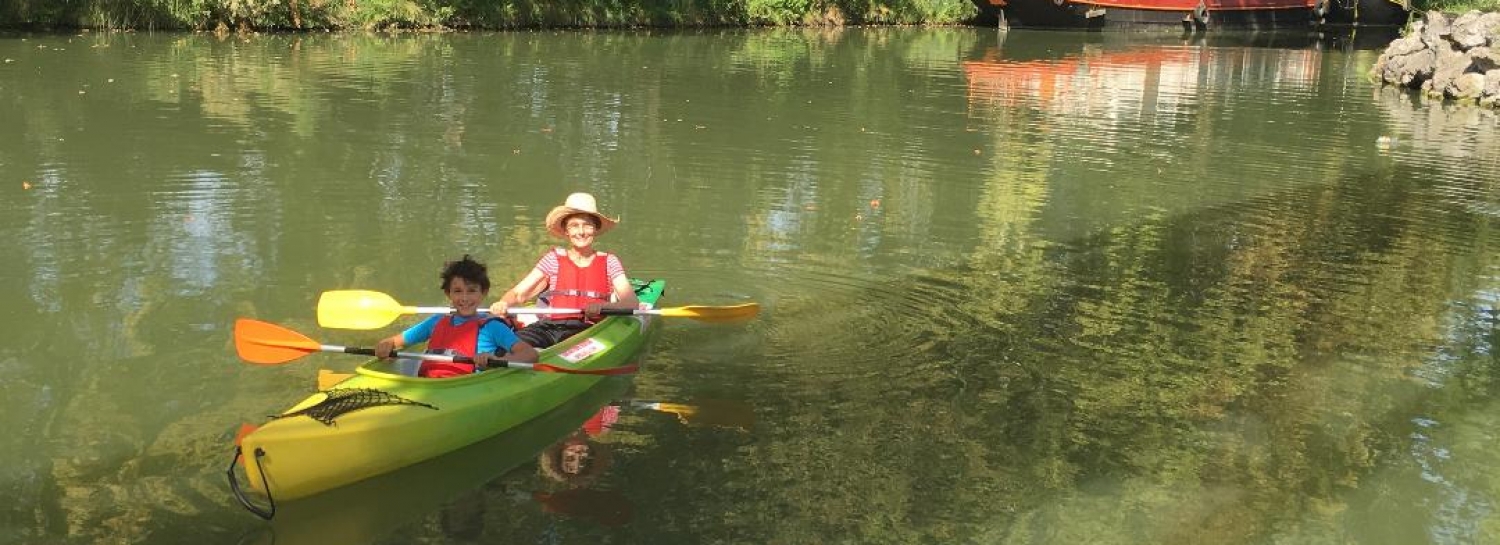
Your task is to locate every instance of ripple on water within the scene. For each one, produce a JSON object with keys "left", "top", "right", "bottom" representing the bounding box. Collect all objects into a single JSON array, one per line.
[{"left": 669, "top": 258, "right": 1003, "bottom": 399}]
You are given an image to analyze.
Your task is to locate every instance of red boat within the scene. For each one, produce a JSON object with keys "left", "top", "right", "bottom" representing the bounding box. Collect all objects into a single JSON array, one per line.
[{"left": 974, "top": 0, "right": 1318, "bottom": 30}]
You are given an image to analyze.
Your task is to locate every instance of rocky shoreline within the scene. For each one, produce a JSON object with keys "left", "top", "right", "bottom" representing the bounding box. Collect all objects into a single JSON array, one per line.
[{"left": 1373, "top": 10, "right": 1500, "bottom": 108}]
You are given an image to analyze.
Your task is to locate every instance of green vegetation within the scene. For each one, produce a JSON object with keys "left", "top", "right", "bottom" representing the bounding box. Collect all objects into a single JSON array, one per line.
[
  {"left": 1417, "top": 0, "right": 1500, "bottom": 12},
  {"left": 0, "top": 0, "right": 979, "bottom": 30},
  {"left": 8, "top": 27, "right": 1500, "bottom": 543}
]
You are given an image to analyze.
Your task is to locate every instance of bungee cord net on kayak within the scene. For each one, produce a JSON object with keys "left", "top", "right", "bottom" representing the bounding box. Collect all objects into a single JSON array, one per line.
[{"left": 272, "top": 388, "right": 438, "bottom": 426}]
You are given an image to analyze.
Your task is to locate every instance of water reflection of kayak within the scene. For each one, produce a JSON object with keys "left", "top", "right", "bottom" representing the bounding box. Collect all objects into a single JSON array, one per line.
[
  {"left": 237, "top": 375, "right": 634, "bottom": 545},
  {"left": 534, "top": 488, "right": 634, "bottom": 527},
  {"left": 228, "top": 279, "right": 665, "bottom": 517}
]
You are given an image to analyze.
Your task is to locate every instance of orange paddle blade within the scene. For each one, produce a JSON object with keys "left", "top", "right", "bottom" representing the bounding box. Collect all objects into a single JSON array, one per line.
[
  {"left": 234, "top": 319, "right": 322, "bottom": 365},
  {"left": 233, "top": 423, "right": 259, "bottom": 446},
  {"left": 233, "top": 423, "right": 259, "bottom": 467}
]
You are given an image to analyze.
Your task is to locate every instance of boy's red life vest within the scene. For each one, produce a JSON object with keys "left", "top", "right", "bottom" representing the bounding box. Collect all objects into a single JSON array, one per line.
[
  {"left": 545, "top": 248, "right": 614, "bottom": 322},
  {"left": 419, "top": 315, "right": 490, "bottom": 378}
]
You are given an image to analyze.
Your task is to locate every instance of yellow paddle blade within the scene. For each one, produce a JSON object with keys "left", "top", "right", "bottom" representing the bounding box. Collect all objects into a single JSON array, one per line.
[
  {"left": 317, "top": 290, "right": 413, "bottom": 330},
  {"left": 234, "top": 319, "right": 322, "bottom": 365},
  {"left": 657, "top": 303, "right": 760, "bottom": 323},
  {"left": 317, "top": 369, "right": 355, "bottom": 390},
  {"left": 653, "top": 400, "right": 755, "bottom": 430}
]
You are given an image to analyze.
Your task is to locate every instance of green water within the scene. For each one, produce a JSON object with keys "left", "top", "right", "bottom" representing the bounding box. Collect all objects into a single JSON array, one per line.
[{"left": 3, "top": 27, "right": 1500, "bottom": 544}]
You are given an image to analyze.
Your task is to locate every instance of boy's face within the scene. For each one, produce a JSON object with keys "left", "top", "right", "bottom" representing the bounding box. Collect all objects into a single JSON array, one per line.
[{"left": 446, "top": 277, "right": 488, "bottom": 316}]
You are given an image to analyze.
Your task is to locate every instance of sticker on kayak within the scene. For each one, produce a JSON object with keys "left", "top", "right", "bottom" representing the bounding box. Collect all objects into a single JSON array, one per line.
[{"left": 558, "top": 338, "right": 607, "bottom": 363}]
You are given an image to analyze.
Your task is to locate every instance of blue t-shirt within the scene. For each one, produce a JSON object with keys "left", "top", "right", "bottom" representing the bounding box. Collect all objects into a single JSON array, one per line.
[{"left": 401, "top": 314, "right": 521, "bottom": 355}]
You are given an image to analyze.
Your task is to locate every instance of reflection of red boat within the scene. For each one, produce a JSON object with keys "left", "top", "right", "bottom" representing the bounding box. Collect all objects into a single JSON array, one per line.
[
  {"left": 972, "top": 0, "right": 1411, "bottom": 28},
  {"left": 963, "top": 47, "right": 1207, "bottom": 112},
  {"left": 962, "top": 42, "right": 1320, "bottom": 117},
  {"left": 973, "top": 0, "right": 1317, "bottom": 30}
]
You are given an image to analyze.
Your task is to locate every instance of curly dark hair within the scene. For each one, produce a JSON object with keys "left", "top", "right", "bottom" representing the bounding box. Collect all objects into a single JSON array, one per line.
[{"left": 440, "top": 254, "right": 490, "bottom": 292}]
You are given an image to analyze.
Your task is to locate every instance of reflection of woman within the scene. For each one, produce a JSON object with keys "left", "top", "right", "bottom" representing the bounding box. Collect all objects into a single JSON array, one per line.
[
  {"left": 537, "top": 405, "right": 618, "bottom": 486},
  {"left": 532, "top": 404, "right": 633, "bottom": 527}
]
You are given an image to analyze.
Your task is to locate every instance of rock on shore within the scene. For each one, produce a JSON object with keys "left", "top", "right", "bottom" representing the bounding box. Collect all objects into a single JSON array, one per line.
[{"left": 1372, "top": 10, "right": 1500, "bottom": 108}]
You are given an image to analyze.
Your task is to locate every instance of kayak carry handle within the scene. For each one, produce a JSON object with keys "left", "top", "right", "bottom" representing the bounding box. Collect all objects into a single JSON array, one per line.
[{"left": 226, "top": 445, "right": 276, "bottom": 520}]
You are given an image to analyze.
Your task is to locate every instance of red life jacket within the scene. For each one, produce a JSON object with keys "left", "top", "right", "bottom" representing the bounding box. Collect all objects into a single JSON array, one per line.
[
  {"left": 583, "top": 405, "right": 620, "bottom": 437},
  {"left": 544, "top": 248, "right": 613, "bottom": 322},
  {"left": 419, "top": 315, "right": 490, "bottom": 378}
]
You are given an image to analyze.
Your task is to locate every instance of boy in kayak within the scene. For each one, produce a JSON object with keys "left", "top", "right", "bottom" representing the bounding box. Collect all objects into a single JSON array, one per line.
[
  {"left": 375, "top": 255, "right": 539, "bottom": 377},
  {"left": 488, "top": 192, "right": 639, "bottom": 348}
]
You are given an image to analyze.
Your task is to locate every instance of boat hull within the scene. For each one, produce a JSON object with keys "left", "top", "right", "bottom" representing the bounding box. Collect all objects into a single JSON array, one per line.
[
  {"left": 241, "top": 377, "right": 631, "bottom": 545},
  {"left": 974, "top": 0, "right": 1318, "bottom": 29},
  {"left": 231, "top": 279, "right": 665, "bottom": 508}
]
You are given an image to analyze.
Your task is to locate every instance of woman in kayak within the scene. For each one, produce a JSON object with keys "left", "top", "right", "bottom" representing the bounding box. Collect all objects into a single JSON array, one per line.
[
  {"left": 375, "top": 255, "right": 539, "bottom": 377},
  {"left": 488, "top": 192, "right": 639, "bottom": 348}
]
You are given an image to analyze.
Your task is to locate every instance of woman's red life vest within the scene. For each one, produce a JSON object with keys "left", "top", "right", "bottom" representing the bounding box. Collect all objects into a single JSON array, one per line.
[
  {"left": 545, "top": 248, "right": 613, "bottom": 322},
  {"left": 419, "top": 315, "right": 490, "bottom": 378}
]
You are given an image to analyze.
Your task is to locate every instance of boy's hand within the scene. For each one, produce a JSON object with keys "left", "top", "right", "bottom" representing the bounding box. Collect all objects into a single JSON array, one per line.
[{"left": 375, "top": 336, "right": 400, "bottom": 359}]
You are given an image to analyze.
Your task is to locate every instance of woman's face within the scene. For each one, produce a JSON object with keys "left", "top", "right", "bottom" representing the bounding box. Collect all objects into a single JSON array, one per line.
[
  {"left": 560, "top": 443, "right": 591, "bottom": 474},
  {"left": 563, "top": 215, "right": 599, "bottom": 250}
]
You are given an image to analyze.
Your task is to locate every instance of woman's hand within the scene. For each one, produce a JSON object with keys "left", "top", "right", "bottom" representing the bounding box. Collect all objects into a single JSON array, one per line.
[
  {"left": 472, "top": 352, "right": 494, "bottom": 371},
  {"left": 584, "top": 303, "right": 604, "bottom": 320}
]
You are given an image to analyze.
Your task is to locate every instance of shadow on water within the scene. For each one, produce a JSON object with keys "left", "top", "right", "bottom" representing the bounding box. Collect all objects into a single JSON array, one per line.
[{"left": 235, "top": 375, "right": 633, "bottom": 545}]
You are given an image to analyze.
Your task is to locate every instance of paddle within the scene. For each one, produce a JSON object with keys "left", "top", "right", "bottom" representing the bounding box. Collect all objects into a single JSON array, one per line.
[
  {"left": 316, "top": 289, "right": 759, "bottom": 330},
  {"left": 627, "top": 399, "right": 756, "bottom": 430},
  {"left": 233, "top": 319, "right": 638, "bottom": 376}
]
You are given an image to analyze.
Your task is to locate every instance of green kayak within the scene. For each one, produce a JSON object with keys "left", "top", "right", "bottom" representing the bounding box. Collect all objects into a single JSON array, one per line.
[{"left": 228, "top": 279, "right": 664, "bottom": 519}]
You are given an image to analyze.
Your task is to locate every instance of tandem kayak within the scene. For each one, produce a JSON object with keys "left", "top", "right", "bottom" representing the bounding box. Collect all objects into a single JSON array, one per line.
[
  {"left": 227, "top": 279, "right": 665, "bottom": 519},
  {"left": 243, "top": 377, "right": 632, "bottom": 545}
]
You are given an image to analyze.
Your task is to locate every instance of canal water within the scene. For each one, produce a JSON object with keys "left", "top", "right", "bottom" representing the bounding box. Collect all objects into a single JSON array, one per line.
[{"left": 3, "top": 26, "right": 1499, "bottom": 544}]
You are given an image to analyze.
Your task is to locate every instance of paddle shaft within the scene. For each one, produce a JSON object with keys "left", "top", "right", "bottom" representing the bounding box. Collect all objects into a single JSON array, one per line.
[
  {"left": 404, "top": 308, "right": 655, "bottom": 316},
  {"left": 316, "top": 344, "right": 544, "bottom": 372}
]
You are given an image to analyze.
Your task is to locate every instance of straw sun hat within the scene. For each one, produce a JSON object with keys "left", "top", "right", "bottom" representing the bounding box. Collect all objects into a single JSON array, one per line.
[{"left": 545, "top": 192, "right": 618, "bottom": 238}]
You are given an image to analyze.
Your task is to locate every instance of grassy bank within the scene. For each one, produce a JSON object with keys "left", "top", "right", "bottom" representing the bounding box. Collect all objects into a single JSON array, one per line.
[
  {"left": 0, "top": 0, "right": 979, "bottom": 30},
  {"left": 1419, "top": 0, "right": 1500, "bottom": 12}
]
